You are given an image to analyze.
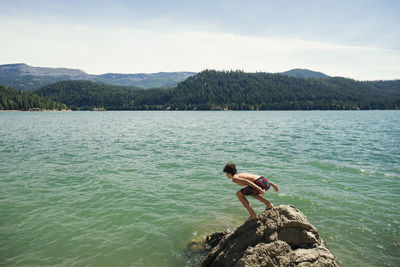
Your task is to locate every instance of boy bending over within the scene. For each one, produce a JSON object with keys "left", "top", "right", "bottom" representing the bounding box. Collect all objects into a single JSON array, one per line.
[{"left": 223, "top": 162, "right": 279, "bottom": 221}]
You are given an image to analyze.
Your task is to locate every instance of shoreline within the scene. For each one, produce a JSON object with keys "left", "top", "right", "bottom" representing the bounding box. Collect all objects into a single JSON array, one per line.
[
  {"left": 0, "top": 109, "right": 72, "bottom": 112},
  {"left": 1, "top": 109, "right": 399, "bottom": 112}
]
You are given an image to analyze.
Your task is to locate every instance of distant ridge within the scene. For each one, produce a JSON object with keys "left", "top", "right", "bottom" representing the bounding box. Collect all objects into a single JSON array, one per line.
[
  {"left": 0, "top": 63, "right": 196, "bottom": 90},
  {"left": 280, "top": 68, "right": 330, "bottom": 78},
  {"left": 0, "top": 63, "right": 334, "bottom": 90},
  {"left": 0, "top": 63, "right": 89, "bottom": 78},
  {"left": 94, "top": 72, "right": 196, "bottom": 88}
]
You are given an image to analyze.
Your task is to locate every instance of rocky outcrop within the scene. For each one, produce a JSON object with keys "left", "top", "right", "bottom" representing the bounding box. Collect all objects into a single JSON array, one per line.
[{"left": 201, "top": 205, "right": 339, "bottom": 267}]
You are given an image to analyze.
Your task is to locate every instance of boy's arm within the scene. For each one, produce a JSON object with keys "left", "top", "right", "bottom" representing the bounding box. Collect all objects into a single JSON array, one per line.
[{"left": 232, "top": 177, "right": 265, "bottom": 195}]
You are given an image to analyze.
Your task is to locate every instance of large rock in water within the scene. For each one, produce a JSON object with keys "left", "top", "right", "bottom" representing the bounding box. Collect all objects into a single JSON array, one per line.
[{"left": 202, "top": 205, "right": 339, "bottom": 267}]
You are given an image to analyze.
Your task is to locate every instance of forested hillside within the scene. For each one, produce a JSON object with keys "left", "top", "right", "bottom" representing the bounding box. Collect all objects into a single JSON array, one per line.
[
  {"left": 34, "top": 80, "right": 142, "bottom": 110},
  {"left": 0, "top": 85, "right": 67, "bottom": 110},
  {"left": 167, "top": 70, "right": 400, "bottom": 110},
  {"left": 32, "top": 70, "right": 400, "bottom": 110}
]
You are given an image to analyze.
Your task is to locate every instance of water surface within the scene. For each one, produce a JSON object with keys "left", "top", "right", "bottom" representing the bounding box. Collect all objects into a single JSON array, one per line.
[{"left": 0, "top": 111, "right": 399, "bottom": 266}]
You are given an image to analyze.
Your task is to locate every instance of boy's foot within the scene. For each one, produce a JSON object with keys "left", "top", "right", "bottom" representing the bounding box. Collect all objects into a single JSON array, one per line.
[{"left": 265, "top": 205, "right": 274, "bottom": 211}]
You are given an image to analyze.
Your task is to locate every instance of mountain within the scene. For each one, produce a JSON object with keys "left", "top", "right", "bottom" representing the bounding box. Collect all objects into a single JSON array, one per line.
[
  {"left": 0, "top": 63, "right": 334, "bottom": 91},
  {"left": 280, "top": 68, "right": 330, "bottom": 78},
  {"left": 0, "top": 63, "right": 89, "bottom": 77},
  {"left": 94, "top": 72, "right": 196, "bottom": 88},
  {"left": 33, "top": 70, "right": 400, "bottom": 110},
  {"left": 0, "top": 64, "right": 90, "bottom": 91},
  {"left": 0, "top": 63, "right": 196, "bottom": 90}
]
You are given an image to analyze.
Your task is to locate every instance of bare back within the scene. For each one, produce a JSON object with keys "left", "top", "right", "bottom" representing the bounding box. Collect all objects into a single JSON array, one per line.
[{"left": 232, "top": 172, "right": 260, "bottom": 185}]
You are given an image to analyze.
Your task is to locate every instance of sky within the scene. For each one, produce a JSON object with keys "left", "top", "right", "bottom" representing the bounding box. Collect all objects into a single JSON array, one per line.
[{"left": 0, "top": 0, "right": 399, "bottom": 80}]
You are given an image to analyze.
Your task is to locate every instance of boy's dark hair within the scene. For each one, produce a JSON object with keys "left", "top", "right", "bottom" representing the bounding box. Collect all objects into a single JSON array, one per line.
[{"left": 223, "top": 162, "right": 237, "bottom": 175}]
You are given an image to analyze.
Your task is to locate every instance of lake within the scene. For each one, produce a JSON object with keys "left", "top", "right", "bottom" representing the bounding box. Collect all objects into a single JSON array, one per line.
[{"left": 0, "top": 111, "right": 399, "bottom": 266}]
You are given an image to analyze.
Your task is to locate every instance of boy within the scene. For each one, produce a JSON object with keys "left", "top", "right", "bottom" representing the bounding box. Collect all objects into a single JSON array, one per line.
[{"left": 223, "top": 162, "right": 279, "bottom": 221}]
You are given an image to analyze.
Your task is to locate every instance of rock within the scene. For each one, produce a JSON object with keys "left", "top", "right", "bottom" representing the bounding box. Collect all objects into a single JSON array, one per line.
[
  {"left": 187, "top": 236, "right": 208, "bottom": 252},
  {"left": 206, "top": 231, "right": 231, "bottom": 249},
  {"left": 201, "top": 205, "right": 339, "bottom": 267}
]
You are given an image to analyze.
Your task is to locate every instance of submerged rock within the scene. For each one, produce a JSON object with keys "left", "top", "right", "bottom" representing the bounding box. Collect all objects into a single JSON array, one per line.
[{"left": 201, "top": 205, "right": 339, "bottom": 267}]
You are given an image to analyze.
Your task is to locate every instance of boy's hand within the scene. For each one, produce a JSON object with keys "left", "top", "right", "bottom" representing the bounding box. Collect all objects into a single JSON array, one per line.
[
  {"left": 272, "top": 184, "right": 279, "bottom": 192},
  {"left": 259, "top": 189, "right": 265, "bottom": 196}
]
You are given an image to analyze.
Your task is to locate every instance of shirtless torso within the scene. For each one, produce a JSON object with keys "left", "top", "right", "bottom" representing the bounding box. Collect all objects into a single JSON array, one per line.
[{"left": 232, "top": 173, "right": 260, "bottom": 185}]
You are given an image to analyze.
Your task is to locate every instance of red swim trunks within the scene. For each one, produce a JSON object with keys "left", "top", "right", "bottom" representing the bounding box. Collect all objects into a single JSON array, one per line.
[{"left": 240, "top": 176, "right": 270, "bottom": 196}]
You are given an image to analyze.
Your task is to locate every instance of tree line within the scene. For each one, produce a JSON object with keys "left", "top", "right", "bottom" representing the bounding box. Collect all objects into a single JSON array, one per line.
[
  {"left": 0, "top": 85, "right": 67, "bottom": 110},
  {"left": 166, "top": 70, "right": 400, "bottom": 110},
  {"left": 34, "top": 80, "right": 142, "bottom": 110},
  {"left": 2, "top": 70, "right": 399, "bottom": 110}
]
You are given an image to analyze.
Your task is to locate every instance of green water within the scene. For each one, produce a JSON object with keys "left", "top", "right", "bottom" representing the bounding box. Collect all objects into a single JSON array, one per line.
[{"left": 0, "top": 111, "right": 399, "bottom": 266}]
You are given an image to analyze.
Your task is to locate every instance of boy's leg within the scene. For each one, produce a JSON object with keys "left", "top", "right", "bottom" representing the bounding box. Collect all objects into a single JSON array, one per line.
[
  {"left": 253, "top": 194, "right": 274, "bottom": 210},
  {"left": 236, "top": 191, "right": 257, "bottom": 220}
]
